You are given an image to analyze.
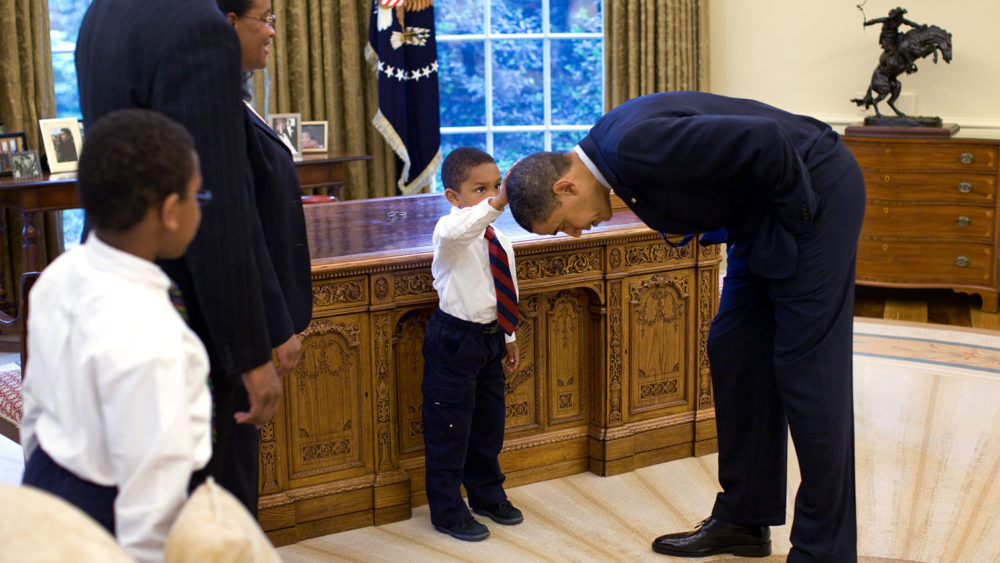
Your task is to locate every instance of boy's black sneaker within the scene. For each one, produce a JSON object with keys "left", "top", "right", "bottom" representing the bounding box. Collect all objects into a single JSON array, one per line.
[
  {"left": 434, "top": 516, "right": 490, "bottom": 542},
  {"left": 472, "top": 500, "right": 524, "bottom": 525}
]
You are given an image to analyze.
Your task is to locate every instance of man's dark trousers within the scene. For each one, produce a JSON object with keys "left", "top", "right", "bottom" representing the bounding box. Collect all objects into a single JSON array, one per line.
[
  {"left": 422, "top": 309, "right": 508, "bottom": 528},
  {"left": 706, "top": 144, "right": 865, "bottom": 563}
]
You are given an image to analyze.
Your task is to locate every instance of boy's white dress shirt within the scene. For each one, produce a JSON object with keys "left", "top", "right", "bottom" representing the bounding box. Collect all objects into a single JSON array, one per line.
[
  {"left": 20, "top": 234, "right": 211, "bottom": 563},
  {"left": 431, "top": 198, "right": 519, "bottom": 344}
]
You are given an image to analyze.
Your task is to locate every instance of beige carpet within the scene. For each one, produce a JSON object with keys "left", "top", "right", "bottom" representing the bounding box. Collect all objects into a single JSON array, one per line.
[{"left": 271, "top": 319, "right": 1000, "bottom": 562}]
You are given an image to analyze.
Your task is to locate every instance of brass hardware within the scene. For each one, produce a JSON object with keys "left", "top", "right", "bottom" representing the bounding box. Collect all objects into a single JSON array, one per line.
[
  {"left": 957, "top": 216, "right": 971, "bottom": 227},
  {"left": 955, "top": 256, "right": 970, "bottom": 267},
  {"left": 957, "top": 182, "right": 973, "bottom": 194},
  {"left": 960, "top": 153, "right": 974, "bottom": 164}
]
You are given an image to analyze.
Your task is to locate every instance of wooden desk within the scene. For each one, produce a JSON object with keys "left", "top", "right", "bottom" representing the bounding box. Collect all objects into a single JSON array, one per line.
[
  {"left": 0, "top": 152, "right": 369, "bottom": 327},
  {"left": 258, "top": 193, "right": 721, "bottom": 545}
]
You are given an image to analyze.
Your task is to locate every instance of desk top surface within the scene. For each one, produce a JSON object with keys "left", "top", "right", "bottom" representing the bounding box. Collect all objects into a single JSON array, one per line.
[{"left": 305, "top": 193, "right": 654, "bottom": 268}]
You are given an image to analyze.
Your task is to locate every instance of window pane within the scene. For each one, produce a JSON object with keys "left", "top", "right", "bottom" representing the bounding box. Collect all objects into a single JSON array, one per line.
[
  {"left": 436, "top": 0, "right": 483, "bottom": 35},
  {"left": 551, "top": 131, "right": 586, "bottom": 151},
  {"left": 52, "top": 52, "right": 82, "bottom": 119},
  {"left": 437, "top": 132, "right": 488, "bottom": 190},
  {"left": 61, "top": 209, "right": 85, "bottom": 250},
  {"left": 492, "top": 40, "right": 542, "bottom": 126},
  {"left": 550, "top": 0, "right": 602, "bottom": 33},
  {"left": 492, "top": 1, "right": 542, "bottom": 34},
  {"left": 551, "top": 38, "right": 602, "bottom": 126},
  {"left": 49, "top": 0, "right": 89, "bottom": 47},
  {"left": 492, "top": 131, "right": 544, "bottom": 175},
  {"left": 438, "top": 41, "right": 486, "bottom": 127}
]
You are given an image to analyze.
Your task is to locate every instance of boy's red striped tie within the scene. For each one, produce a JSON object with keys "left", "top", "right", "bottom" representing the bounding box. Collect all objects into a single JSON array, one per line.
[{"left": 484, "top": 225, "right": 518, "bottom": 335}]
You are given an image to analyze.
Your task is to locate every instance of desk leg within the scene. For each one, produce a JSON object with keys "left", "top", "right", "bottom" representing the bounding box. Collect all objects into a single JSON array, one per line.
[{"left": 22, "top": 211, "right": 40, "bottom": 273}]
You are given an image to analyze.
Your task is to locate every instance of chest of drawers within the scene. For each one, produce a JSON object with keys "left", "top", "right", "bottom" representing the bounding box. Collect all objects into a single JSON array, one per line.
[{"left": 842, "top": 134, "right": 1000, "bottom": 313}]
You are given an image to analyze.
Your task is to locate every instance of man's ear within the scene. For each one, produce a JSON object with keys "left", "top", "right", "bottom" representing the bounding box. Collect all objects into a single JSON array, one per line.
[
  {"left": 444, "top": 188, "right": 460, "bottom": 206},
  {"left": 159, "top": 193, "right": 182, "bottom": 231},
  {"left": 552, "top": 178, "right": 576, "bottom": 197}
]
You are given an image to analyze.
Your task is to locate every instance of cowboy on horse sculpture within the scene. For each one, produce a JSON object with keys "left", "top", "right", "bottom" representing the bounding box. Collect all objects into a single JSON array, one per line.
[{"left": 851, "top": 7, "right": 952, "bottom": 123}]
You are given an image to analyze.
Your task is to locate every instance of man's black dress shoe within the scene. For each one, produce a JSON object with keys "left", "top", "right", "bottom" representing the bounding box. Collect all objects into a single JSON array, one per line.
[
  {"left": 651, "top": 516, "right": 771, "bottom": 557},
  {"left": 434, "top": 516, "right": 490, "bottom": 541},
  {"left": 471, "top": 500, "right": 524, "bottom": 525}
]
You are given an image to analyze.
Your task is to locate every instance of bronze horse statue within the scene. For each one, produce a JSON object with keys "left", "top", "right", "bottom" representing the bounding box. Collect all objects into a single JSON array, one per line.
[{"left": 852, "top": 23, "right": 952, "bottom": 118}]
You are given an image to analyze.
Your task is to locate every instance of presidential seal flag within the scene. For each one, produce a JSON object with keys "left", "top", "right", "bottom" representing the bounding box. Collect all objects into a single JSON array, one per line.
[{"left": 366, "top": 0, "right": 442, "bottom": 194}]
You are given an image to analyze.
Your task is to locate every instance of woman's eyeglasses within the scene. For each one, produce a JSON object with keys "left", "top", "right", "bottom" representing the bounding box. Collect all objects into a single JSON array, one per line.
[{"left": 246, "top": 13, "right": 277, "bottom": 28}]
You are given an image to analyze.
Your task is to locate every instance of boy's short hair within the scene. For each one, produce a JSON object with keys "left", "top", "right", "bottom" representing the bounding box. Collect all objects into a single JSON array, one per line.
[
  {"left": 441, "top": 147, "right": 496, "bottom": 191},
  {"left": 77, "top": 108, "right": 196, "bottom": 232}
]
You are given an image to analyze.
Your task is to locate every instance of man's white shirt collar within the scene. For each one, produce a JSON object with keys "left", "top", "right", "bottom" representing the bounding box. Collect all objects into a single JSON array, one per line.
[{"left": 573, "top": 145, "right": 612, "bottom": 191}]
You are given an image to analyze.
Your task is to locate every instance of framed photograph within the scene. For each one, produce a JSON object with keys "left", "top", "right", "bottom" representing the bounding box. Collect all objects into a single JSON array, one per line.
[
  {"left": 267, "top": 113, "right": 302, "bottom": 156},
  {"left": 39, "top": 117, "right": 84, "bottom": 173},
  {"left": 11, "top": 150, "right": 43, "bottom": 180},
  {"left": 0, "top": 132, "right": 27, "bottom": 177},
  {"left": 300, "top": 121, "right": 328, "bottom": 153}
]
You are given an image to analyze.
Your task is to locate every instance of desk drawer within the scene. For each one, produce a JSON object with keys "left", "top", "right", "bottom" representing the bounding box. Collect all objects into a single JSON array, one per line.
[
  {"left": 861, "top": 203, "right": 995, "bottom": 241},
  {"left": 846, "top": 140, "right": 998, "bottom": 171},
  {"left": 857, "top": 239, "right": 994, "bottom": 286},
  {"left": 861, "top": 170, "right": 997, "bottom": 203}
]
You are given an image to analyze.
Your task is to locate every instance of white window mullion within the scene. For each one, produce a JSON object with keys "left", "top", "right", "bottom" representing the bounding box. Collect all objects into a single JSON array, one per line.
[{"left": 484, "top": 3, "right": 494, "bottom": 155}]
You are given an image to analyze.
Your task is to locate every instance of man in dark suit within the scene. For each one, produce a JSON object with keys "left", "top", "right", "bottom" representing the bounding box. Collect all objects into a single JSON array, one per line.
[
  {"left": 505, "top": 91, "right": 865, "bottom": 563},
  {"left": 75, "top": 0, "right": 281, "bottom": 513}
]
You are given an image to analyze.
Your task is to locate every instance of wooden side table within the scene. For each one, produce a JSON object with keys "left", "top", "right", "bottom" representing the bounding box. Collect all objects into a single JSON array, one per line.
[{"left": 843, "top": 129, "right": 1000, "bottom": 312}]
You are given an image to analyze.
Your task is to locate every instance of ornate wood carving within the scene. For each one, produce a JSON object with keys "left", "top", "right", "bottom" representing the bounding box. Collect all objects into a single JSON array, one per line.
[
  {"left": 373, "top": 312, "right": 394, "bottom": 471},
  {"left": 698, "top": 268, "right": 716, "bottom": 408},
  {"left": 545, "top": 290, "right": 589, "bottom": 425},
  {"left": 608, "top": 281, "right": 623, "bottom": 424},
  {"left": 505, "top": 294, "right": 538, "bottom": 431},
  {"left": 629, "top": 273, "right": 691, "bottom": 414},
  {"left": 625, "top": 239, "right": 694, "bottom": 266},
  {"left": 393, "top": 271, "right": 434, "bottom": 298},
  {"left": 290, "top": 317, "right": 367, "bottom": 479},
  {"left": 393, "top": 310, "right": 432, "bottom": 454},
  {"left": 374, "top": 275, "right": 390, "bottom": 302},
  {"left": 260, "top": 420, "right": 278, "bottom": 493},
  {"left": 313, "top": 278, "right": 365, "bottom": 308},
  {"left": 518, "top": 249, "right": 602, "bottom": 280}
]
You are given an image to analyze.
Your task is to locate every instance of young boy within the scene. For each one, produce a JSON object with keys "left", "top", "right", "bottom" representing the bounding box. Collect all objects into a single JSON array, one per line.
[
  {"left": 20, "top": 108, "right": 212, "bottom": 563},
  {"left": 422, "top": 147, "right": 523, "bottom": 542}
]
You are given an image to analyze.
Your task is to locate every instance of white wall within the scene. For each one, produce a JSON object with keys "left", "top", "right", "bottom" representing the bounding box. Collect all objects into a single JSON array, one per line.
[{"left": 708, "top": 1, "right": 1000, "bottom": 128}]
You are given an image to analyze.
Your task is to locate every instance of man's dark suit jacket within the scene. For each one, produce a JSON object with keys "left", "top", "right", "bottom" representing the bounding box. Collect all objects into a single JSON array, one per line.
[
  {"left": 244, "top": 105, "right": 312, "bottom": 345},
  {"left": 578, "top": 91, "right": 844, "bottom": 279},
  {"left": 76, "top": 0, "right": 272, "bottom": 378}
]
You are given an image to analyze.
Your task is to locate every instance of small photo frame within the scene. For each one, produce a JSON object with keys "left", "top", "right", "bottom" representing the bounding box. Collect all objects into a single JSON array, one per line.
[
  {"left": 300, "top": 121, "right": 328, "bottom": 153},
  {"left": 0, "top": 132, "right": 27, "bottom": 176},
  {"left": 267, "top": 113, "right": 302, "bottom": 156},
  {"left": 11, "top": 150, "right": 43, "bottom": 180},
  {"left": 39, "top": 117, "right": 84, "bottom": 173}
]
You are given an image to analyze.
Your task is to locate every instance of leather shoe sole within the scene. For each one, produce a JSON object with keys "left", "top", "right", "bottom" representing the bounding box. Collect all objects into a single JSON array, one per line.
[{"left": 652, "top": 540, "right": 771, "bottom": 557}]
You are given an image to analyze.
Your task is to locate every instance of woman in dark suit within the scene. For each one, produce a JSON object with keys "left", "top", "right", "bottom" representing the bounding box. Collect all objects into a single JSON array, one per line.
[{"left": 217, "top": 0, "right": 313, "bottom": 514}]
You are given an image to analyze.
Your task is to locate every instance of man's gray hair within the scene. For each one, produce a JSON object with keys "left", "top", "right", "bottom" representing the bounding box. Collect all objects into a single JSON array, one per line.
[{"left": 506, "top": 151, "right": 572, "bottom": 232}]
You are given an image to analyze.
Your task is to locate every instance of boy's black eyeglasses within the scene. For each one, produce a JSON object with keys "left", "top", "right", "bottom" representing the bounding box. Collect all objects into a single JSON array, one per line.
[{"left": 195, "top": 189, "right": 213, "bottom": 207}]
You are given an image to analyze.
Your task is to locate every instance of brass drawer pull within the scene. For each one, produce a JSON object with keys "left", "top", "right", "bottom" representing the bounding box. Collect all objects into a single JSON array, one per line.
[
  {"left": 957, "top": 216, "right": 971, "bottom": 226},
  {"left": 957, "top": 182, "right": 973, "bottom": 194},
  {"left": 955, "top": 256, "right": 970, "bottom": 268},
  {"left": 960, "top": 153, "right": 975, "bottom": 164}
]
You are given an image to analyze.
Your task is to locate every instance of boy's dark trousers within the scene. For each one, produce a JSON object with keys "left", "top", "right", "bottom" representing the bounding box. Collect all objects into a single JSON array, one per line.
[{"left": 422, "top": 308, "right": 508, "bottom": 528}]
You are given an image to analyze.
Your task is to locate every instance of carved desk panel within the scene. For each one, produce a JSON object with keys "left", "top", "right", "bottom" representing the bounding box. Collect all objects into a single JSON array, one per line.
[{"left": 259, "top": 193, "right": 721, "bottom": 545}]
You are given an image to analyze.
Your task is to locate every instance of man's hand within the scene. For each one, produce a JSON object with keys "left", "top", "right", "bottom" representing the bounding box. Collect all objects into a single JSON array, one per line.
[
  {"left": 235, "top": 361, "right": 282, "bottom": 428},
  {"left": 275, "top": 334, "right": 302, "bottom": 376},
  {"left": 503, "top": 341, "right": 519, "bottom": 374}
]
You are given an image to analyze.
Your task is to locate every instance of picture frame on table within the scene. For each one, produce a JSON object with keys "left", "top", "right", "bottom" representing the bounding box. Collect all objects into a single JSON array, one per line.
[
  {"left": 39, "top": 117, "right": 84, "bottom": 173},
  {"left": 11, "top": 150, "right": 43, "bottom": 180},
  {"left": 267, "top": 113, "right": 302, "bottom": 156},
  {"left": 300, "top": 121, "right": 328, "bottom": 153},
  {"left": 0, "top": 131, "right": 27, "bottom": 177}
]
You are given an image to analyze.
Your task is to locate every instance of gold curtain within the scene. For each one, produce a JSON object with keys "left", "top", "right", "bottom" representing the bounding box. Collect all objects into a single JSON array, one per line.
[
  {"left": 0, "top": 0, "right": 58, "bottom": 312},
  {"left": 605, "top": 0, "right": 710, "bottom": 110},
  {"left": 251, "top": 0, "right": 395, "bottom": 200}
]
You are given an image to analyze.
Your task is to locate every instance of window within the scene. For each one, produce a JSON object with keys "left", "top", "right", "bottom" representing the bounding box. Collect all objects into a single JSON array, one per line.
[
  {"left": 49, "top": 0, "right": 90, "bottom": 249},
  {"left": 436, "top": 0, "right": 604, "bottom": 186}
]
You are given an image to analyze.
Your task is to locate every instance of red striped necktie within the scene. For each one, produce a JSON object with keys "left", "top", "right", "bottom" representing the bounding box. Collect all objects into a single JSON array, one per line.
[{"left": 484, "top": 225, "right": 518, "bottom": 336}]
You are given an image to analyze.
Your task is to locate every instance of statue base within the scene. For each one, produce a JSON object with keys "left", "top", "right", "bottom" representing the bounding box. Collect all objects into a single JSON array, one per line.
[
  {"left": 863, "top": 115, "right": 943, "bottom": 127},
  {"left": 845, "top": 120, "right": 959, "bottom": 138}
]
